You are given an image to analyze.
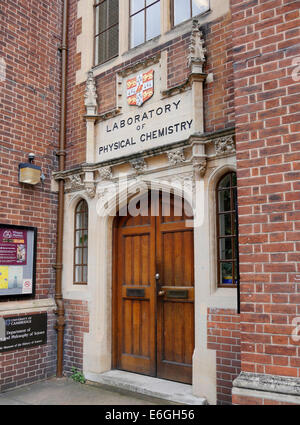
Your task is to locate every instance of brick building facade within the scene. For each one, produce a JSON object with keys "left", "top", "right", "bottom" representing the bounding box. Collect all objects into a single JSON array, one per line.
[
  {"left": 0, "top": 0, "right": 300, "bottom": 405},
  {"left": 0, "top": 0, "right": 62, "bottom": 391}
]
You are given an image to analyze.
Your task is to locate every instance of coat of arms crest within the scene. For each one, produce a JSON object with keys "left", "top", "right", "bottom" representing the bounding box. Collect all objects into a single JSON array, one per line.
[{"left": 126, "top": 69, "right": 154, "bottom": 107}]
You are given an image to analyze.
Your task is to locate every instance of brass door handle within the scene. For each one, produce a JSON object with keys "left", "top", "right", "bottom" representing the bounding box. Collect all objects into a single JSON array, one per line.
[{"left": 158, "top": 290, "right": 165, "bottom": 297}]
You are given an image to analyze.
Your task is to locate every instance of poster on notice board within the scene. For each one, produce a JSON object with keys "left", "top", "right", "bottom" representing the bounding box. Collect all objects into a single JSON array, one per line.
[{"left": 0, "top": 225, "right": 37, "bottom": 298}]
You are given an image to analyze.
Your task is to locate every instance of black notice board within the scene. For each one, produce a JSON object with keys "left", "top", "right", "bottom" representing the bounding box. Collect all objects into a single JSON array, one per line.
[{"left": 0, "top": 313, "right": 47, "bottom": 353}]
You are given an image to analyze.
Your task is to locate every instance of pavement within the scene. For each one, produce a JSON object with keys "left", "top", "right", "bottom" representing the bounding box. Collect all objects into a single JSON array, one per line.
[{"left": 0, "top": 377, "right": 174, "bottom": 405}]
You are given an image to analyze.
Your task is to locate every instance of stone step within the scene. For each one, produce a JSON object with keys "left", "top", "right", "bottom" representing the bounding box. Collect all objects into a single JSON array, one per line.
[{"left": 85, "top": 370, "right": 207, "bottom": 405}]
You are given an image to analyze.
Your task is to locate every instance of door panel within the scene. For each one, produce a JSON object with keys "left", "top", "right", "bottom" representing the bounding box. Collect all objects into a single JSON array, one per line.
[
  {"left": 116, "top": 204, "right": 156, "bottom": 376},
  {"left": 114, "top": 192, "right": 194, "bottom": 384},
  {"left": 156, "top": 195, "right": 194, "bottom": 384}
]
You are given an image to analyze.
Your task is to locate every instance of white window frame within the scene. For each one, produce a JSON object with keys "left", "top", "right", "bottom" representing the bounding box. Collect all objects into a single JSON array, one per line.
[
  {"left": 119, "top": 0, "right": 211, "bottom": 56},
  {"left": 171, "top": 0, "right": 210, "bottom": 28}
]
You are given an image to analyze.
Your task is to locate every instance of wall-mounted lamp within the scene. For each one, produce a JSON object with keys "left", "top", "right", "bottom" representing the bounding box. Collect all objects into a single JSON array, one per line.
[{"left": 19, "top": 153, "right": 42, "bottom": 185}]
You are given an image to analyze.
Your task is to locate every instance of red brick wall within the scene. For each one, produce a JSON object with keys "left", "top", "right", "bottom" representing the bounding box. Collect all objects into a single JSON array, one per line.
[
  {"left": 207, "top": 308, "right": 241, "bottom": 405},
  {"left": 0, "top": 0, "right": 63, "bottom": 389},
  {"left": 64, "top": 299, "right": 89, "bottom": 375},
  {"left": 203, "top": 12, "right": 235, "bottom": 133},
  {"left": 65, "top": 0, "right": 86, "bottom": 168},
  {"left": 167, "top": 33, "right": 191, "bottom": 89},
  {"left": 0, "top": 0, "right": 62, "bottom": 298},
  {"left": 231, "top": 0, "right": 300, "bottom": 388},
  {"left": 0, "top": 312, "right": 56, "bottom": 392}
]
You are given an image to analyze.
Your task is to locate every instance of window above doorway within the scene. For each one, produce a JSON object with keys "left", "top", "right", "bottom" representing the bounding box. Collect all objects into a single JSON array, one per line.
[
  {"left": 130, "top": 0, "right": 161, "bottom": 49},
  {"left": 93, "top": 0, "right": 213, "bottom": 68},
  {"left": 94, "top": 0, "right": 119, "bottom": 66},
  {"left": 172, "top": 0, "right": 210, "bottom": 27}
]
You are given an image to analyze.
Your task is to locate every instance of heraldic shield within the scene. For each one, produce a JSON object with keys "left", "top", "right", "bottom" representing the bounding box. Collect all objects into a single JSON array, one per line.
[{"left": 127, "top": 69, "right": 154, "bottom": 107}]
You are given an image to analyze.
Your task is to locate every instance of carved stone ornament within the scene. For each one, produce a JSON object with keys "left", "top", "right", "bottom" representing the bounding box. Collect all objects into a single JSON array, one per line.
[
  {"left": 188, "top": 20, "right": 206, "bottom": 72},
  {"left": 96, "top": 183, "right": 117, "bottom": 207},
  {"left": 167, "top": 149, "right": 186, "bottom": 166},
  {"left": 193, "top": 158, "right": 207, "bottom": 178},
  {"left": 65, "top": 174, "right": 84, "bottom": 192},
  {"left": 215, "top": 135, "right": 236, "bottom": 156},
  {"left": 130, "top": 158, "right": 147, "bottom": 175},
  {"left": 98, "top": 166, "right": 113, "bottom": 181},
  {"left": 97, "top": 186, "right": 110, "bottom": 202},
  {"left": 84, "top": 70, "right": 98, "bottom": 116},
  {"left": 85, "top": 182, "right": 96, "bottom": 199}
]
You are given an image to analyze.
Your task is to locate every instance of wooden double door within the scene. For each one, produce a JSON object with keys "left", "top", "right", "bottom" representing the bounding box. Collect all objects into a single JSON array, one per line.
[{"left": 113, "top": 192, "right": 194, "bottom": 384}]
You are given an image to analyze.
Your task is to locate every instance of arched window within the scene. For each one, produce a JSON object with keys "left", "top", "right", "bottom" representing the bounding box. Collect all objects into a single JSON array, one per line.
[
  {"left": 74, "top": 199, "right": 88, "bottom": 285},
  {"left": 216, "top": 172, "right": 238, "bottom": 288}
]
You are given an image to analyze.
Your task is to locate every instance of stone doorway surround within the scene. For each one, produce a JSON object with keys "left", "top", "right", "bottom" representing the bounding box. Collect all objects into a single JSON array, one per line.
[{"left": 54, "top": 128, "right": 237, "bottom": 405}]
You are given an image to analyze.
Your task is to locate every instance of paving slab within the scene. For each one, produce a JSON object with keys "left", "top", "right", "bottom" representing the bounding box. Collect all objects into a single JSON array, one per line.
[{"left": 0, "top": 377, "right": 173, "bottom": 405}]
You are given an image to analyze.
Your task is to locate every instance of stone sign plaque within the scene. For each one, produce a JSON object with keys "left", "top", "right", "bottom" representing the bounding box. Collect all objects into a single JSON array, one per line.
[{"left": 96, "top": 64, "right": 194, "bottom": 163}]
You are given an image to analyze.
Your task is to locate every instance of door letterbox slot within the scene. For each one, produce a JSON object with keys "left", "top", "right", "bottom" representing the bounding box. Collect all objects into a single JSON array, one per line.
[
  {"left": 126, "top": 288, "right": 145, "bottom": 298},
  {"left": 166, "top": 290, "right": 188, "bottom": 299}
]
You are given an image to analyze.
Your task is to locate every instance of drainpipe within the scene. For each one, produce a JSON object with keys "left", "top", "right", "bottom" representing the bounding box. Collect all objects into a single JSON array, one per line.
[{"left": 54, "top": 0, "right": 68, "bottom": 378}]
